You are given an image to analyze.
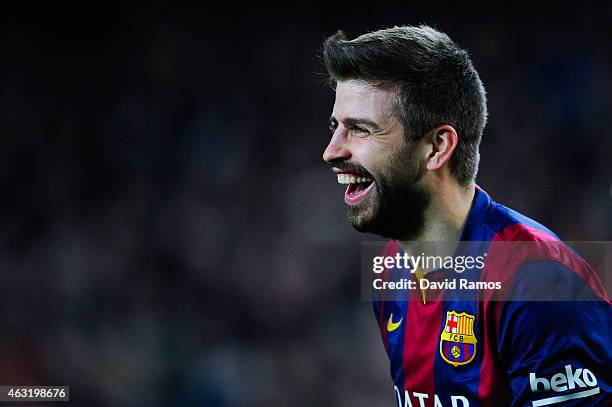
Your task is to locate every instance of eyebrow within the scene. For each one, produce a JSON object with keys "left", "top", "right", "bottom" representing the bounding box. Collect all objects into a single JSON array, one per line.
[{"left": 329, "top": 116, "right": 382, "bottom": 131}]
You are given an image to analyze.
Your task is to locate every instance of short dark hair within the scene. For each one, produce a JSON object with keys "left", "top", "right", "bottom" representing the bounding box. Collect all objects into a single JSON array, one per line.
[{"left": 322, "top": 25, "right": 487, "bottom": 186}]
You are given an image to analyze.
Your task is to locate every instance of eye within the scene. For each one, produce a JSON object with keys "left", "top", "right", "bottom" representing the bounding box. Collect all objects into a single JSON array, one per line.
[
  {"left": 352, "top": 126, "right": 370, "bottom": 137},
  {"left": 329, "top": 119, "right": 338, "bottom": 134}
]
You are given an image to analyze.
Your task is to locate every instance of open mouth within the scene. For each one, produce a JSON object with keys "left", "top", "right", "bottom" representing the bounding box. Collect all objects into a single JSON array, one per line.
[{"left": 337, "top": 173, "right": 375, "bottom": 205}]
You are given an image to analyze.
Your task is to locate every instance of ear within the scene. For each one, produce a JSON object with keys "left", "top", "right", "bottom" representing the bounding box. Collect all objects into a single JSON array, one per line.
[{"left": 425, "top": 125, "right": 458, "bottom": 172}]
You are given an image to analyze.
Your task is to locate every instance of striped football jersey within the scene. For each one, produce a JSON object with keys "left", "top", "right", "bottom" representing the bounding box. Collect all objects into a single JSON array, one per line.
[{"left": 373, "top": 186, "right": 611, "bottom": 406}]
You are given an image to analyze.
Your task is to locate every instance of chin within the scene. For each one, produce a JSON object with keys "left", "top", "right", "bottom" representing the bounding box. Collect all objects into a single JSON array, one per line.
[
  {"left": 346, "top": 199, "right": 377, "bottom": 230},
  {"left": 346, "top": 204, "right": 391, "bottom": 237},
  {"left": 346, "top": 201, "right": 424, "bottom": 240},
  {"left": 345, "top": 177, "right": 429, "bottom": 239}
]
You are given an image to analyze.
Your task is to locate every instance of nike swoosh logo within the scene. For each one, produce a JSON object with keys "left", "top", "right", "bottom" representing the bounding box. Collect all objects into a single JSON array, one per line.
[{"left": 387, "top": 313, "right": 403, "bottom": 332}]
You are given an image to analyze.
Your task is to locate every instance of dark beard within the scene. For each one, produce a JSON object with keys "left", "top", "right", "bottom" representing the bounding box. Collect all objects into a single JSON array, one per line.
[{"left": 347, "top": 144, "right": 430, "bottom": 240}]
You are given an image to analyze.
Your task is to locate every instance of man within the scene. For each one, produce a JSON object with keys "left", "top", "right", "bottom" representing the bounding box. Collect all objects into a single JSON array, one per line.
[{"left": 322, "top": 26, "right": 611, "bottom": 406}]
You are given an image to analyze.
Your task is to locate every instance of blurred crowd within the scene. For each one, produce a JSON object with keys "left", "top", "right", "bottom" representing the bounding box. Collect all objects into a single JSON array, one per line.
[{"left": 0, "top": 6, "right": 610, "bottom": 406}]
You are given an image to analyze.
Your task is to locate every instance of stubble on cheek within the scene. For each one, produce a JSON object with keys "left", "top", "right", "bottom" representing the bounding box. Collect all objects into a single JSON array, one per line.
[{"left": 344, "top": 137, "right": 430, "bottom": 239}]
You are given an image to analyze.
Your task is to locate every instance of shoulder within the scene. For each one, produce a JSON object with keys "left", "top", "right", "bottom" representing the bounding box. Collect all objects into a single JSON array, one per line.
[
  {"left": 478, "top": 200, "right": 609, "bottom": 303},
  {"left": 483, "top": 200, "right": 560, "bottom": 242},
  {"left": 463, "top": 187, "right": 559, "bottom": 243}
]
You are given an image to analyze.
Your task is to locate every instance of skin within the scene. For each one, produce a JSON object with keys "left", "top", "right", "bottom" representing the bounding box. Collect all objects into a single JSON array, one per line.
[{"left": 323, "top": 79, "right": 475, "bottom": 248}]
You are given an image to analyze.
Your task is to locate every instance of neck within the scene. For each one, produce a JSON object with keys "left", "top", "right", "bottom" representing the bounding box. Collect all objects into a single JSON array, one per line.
[{"left": 399, "top": 182, "right": 475, "bottom": 250}]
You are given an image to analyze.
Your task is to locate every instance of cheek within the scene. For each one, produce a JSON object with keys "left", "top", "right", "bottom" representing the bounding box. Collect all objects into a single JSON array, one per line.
[
  {"left": 381, "top": 146, "right": 422, "bottom": 182},
  {"left": 352, "top": 135, "right": 409, "bottom": 177},
  {"left": 350, "top": 142, "right": 379, "bottom": 170}
]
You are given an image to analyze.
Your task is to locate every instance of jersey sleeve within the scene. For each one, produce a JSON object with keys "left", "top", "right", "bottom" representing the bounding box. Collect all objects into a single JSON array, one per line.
[{"left": 497, "top": 261, "right": 612, "bottom": 406}]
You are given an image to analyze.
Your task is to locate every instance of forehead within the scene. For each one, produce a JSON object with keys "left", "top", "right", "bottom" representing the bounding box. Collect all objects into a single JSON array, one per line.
[{"left": 333, "top": 79, "right": 397, "bottom": 122}]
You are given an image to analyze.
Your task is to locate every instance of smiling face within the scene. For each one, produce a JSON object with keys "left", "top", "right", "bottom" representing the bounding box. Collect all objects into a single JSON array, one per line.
[{"left": 323, "top": 80, "right": 431, "bottom": 240}]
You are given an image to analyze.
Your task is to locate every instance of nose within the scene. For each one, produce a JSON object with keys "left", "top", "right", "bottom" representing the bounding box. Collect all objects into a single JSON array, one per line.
[{"left": 323, "top": 130, "right": 351, "bottom": 163}]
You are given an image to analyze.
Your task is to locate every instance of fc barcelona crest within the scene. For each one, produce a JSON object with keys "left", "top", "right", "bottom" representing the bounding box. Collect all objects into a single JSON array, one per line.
[{"left": 440, "top": 310, "right": 477, "bottom": 367}]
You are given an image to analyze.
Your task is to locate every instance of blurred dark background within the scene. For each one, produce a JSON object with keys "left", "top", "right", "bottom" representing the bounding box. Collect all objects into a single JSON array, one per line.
[{"left": 0, "top": 4, "right": 610, "bottom": 406}]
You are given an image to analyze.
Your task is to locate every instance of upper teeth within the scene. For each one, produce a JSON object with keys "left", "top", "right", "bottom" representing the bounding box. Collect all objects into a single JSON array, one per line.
[{"left": 337, "top": 174, "right": 373, "bottom": 184}]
